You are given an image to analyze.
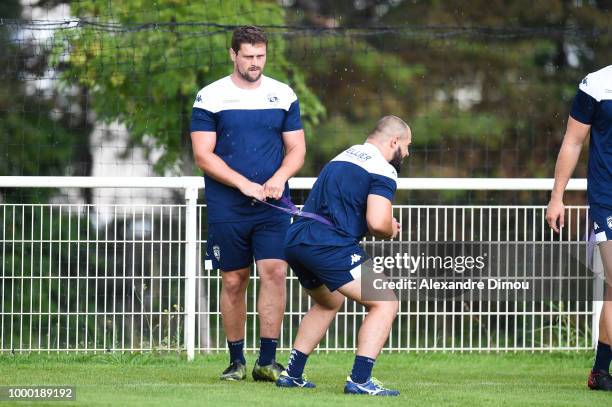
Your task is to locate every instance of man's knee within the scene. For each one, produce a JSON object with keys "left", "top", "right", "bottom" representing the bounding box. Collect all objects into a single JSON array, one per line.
[
  {"left": 222, "top": 272, "right": 249, "bottom": 297},
  {"left": 259, "top": 263, "right": 287, "bottom": 287},
  {"left": 370, "top": 299, "right": 399, "bottom": 318},
  {"left": 316, "top": 294, "right": 344, "bottom": 312}
]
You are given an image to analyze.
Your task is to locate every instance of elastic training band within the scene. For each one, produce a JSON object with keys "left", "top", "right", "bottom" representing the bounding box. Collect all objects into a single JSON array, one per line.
[{"left": 254, "top": 196, "right": 334, "bottom": 227}]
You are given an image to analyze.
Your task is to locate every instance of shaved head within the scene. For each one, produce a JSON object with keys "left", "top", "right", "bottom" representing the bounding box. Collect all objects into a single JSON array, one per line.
[
  {"left": 365, "top": 115, "right": 412, "bottom": 174},
  {"left": 367, "top": 115, "right": 411, "bottom": 141}
]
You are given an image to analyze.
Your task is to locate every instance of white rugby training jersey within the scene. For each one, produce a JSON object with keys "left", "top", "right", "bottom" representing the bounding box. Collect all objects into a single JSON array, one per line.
[
  {"left": 286, "top": 142, "right": 397, "bottom": 246},
  {"left": 570, "top": 65, "right": 612, "bottom": 207},
  {"left": 190, "top": 75, "right": 302, "bottom": 222}
]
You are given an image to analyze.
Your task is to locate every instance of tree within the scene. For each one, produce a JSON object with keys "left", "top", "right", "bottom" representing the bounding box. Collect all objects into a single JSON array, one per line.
[
  {"left": 282, "top": 0, "right": 611, "bottom": 192},
  {"left": 0, "top": 0, "right": 80, "bottom": 203},
  {"left": 52, "top": 0, "right": 325, "bottom": 177}
]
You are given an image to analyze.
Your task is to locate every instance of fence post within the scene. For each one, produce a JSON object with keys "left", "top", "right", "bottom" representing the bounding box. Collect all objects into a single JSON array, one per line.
[{"left": 184, "top": 186, "right": 198, "bottom": 361}]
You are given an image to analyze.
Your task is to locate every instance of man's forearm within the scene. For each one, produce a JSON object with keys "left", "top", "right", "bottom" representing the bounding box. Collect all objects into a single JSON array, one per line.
[
  {"left": 196, "top": 152, "right": 250, "bottom": 190},
  {"left": 273, "top": 146, "right": 305, "bottom": 182},
  {"left": 551, "top": 142, "right": 582, "bottom": 201},
  {"left": 372, "top": 221, "right": 394, "bottom": 239}
]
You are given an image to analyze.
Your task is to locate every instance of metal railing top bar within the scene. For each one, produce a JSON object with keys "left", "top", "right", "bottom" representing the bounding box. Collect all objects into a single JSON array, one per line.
[
  {"left": 289, "top": 177, "right": 587, "bottom": 190},
  {"left": 0, "top": 177, "right": 588, "bottom": 191},
  {"left": 0, "top": 176, "right": 204, "bottom": 189}
]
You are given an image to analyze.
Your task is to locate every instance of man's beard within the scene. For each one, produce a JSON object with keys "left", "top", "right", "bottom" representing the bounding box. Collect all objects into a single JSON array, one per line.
[
  {"left": 239, "top": 67, "right": 262, "bottom": 83},
  {"left": 389, "top": 147, "right": 403, "bottom": 174}
]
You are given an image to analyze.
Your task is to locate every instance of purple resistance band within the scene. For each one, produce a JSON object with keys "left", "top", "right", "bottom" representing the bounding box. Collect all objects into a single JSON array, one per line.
[{"left": 254, "top": 196, "right": 334, "bottom": 227}]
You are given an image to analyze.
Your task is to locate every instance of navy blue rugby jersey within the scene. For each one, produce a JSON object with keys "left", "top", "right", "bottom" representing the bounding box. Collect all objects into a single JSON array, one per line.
[
  {"left": 191, "top": 75, "right": 303, "bottom": 222},
  {"left": 286, "top": 142, "right": 397, "bottom": 247},
  {"left": 570, "top": 65, "right": 612, "bottom": 207}
]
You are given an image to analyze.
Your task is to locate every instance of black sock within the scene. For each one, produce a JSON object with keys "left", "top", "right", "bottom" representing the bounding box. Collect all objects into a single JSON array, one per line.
[
  {"left": 593, "top": 341, "right": 612, "bottom": 373},
  {"left": 227, "top": 339, "right": 246, "bottom": 364},
  {"left": 350, "top": 355, "right": 375, "bottom": 384},
  {"left": 257, "top": 337, "right": 278, "bottom": 366},
  {"left": 286, "top": 348, "right": 309, "bottom": 378}
]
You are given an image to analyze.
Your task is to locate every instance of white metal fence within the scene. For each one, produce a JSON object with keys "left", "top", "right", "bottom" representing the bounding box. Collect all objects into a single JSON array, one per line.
[{"left": 0, "top": 177, "right": 602, "bottom": 359}]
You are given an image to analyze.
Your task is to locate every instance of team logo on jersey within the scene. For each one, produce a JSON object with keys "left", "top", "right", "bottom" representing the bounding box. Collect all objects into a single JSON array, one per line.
[
  {"left": 213, "top": 245, "right": 221, "bottom": 261},
  {"left": 351, "top": 253, "right": 362, "bottom": 265},
  {"left": 607, "top": 216, "right": 612, "bottom": 230},
  {"left": 195, "top": 94, "right": 202, "bottom": 103},
  {"left": 594, "top": 222, "right": 600, "bottom": 230},
  {"left": 581, "top": 77, "right": 588, "bottom": 85},
  {"left": 267, "top": 93, "right": 279, "bottom": 104}
]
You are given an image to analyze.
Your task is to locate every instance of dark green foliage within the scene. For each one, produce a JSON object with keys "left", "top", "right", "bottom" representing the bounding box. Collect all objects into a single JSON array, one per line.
[{"left": 51, "top": 0, "right": 325, "bottom": 176}]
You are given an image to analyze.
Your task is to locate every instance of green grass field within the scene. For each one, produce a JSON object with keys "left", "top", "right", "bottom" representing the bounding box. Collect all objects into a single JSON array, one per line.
[{"left": 0, "top": 351, "right": 609, "bottom": 406}]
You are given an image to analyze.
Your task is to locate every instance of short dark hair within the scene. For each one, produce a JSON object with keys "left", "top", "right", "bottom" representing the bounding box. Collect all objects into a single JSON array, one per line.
[{"left": 231, "top": 25, "right": 268, "bottom": 54}]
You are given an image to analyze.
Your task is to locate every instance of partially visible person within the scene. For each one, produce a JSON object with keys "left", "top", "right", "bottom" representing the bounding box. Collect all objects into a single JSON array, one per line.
[{"left": 546, "top": 65, "right": 612, "bottom": 391}]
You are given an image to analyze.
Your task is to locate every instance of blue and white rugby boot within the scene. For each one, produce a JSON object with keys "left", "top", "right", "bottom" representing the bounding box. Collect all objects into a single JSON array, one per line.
[
  {"left": 276, "top": 371, "right": 316, "bottom": 388},
  {"left": 344, "top": 376, "right": 399, "bottom": 396}
]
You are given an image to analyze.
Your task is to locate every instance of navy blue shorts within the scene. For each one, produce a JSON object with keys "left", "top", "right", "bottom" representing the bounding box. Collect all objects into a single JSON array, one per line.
[
  {"left": 592, "top": 203, "right": 612, "bottom": 242},
  {"left": 284, "top": 243, "right": 368, "bottom": 291},
  {"left": 205, "top": 216, "right": 290, "bottom": 271}
]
